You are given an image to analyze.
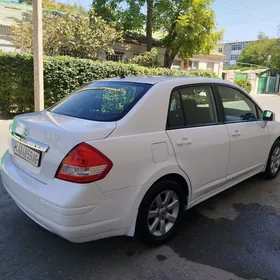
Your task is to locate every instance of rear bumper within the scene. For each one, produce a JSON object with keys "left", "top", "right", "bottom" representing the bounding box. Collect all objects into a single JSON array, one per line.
[{"left": 0, "top": 153, "right": 140, "bottom": 242}]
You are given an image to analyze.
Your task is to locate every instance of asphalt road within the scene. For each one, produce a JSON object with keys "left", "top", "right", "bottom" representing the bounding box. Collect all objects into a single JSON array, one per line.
[
  {"left": 2, "top": 173, "right": 280, "bottom": 280},
  {"left": 1, "top": 95, "right": 280, "bottom": 280}
]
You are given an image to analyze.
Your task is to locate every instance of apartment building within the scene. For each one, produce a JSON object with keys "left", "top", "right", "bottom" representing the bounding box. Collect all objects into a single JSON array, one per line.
[{"left": 215, "top": 40, "right": 256, "bottom": 66}]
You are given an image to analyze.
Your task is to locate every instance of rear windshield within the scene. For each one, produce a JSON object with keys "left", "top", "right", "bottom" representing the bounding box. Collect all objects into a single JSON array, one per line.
[{"left": 49, "top": 81, "right": 152, "bottom": 121}]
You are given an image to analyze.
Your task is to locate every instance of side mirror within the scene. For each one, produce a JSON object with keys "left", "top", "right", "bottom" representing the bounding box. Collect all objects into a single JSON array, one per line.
[{"left": 263, "top": 110, "right": 275, "bottom": 121}]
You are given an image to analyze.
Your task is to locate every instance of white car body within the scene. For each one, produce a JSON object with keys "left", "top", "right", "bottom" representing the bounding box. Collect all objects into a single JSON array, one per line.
[{"left": 1, "top": 76, "right": 280, "bottom": 243}]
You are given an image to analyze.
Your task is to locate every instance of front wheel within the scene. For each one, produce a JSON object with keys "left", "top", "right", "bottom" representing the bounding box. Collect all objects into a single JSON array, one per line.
[
  {"left": 263, "top": 140, "right": 280, "bottom": 179},
  {"left": 136, "top": 180, "right": 186, "bottom": 246}
]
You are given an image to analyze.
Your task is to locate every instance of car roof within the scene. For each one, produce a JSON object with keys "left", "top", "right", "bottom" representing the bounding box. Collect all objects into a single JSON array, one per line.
[{"left": 90, "top": 76, "right": 233, "bottom": 86}]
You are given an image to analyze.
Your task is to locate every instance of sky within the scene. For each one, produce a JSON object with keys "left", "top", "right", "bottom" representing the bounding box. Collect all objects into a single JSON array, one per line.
[
  {"left": 212, "top": 0, "right": 280, "bottom": 42},
  {"left": 60, "top": 0, "right": 280, "bottom": 42}
]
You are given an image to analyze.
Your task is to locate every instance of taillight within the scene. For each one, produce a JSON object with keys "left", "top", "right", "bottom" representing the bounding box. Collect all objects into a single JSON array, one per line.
[{"left": 56, "top": 143, "right": 113, "bottom": 183}]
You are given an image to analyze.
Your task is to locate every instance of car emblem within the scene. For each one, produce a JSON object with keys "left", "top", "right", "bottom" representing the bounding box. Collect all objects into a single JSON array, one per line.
[{"left": 23, "top": 127, "right": 29, "bottom": 137}]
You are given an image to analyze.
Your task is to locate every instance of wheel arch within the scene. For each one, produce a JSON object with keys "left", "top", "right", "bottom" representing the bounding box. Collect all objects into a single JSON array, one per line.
[
  {"left": 139, "top": 173, "right": 190, "bottom": 208},
  {"left": 263, "top": 137, "right": 280, "bottom": 171},
  {"left": 126, "top": 171, "right": 191, "bottom": 237}
]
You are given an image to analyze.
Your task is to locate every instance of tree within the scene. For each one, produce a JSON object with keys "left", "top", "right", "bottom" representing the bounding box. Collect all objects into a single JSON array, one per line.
[
  {"left": 238, "top": 33, "right": 280, "bottom": 70},
  {"left": 91, "top": 0, "right": 145, "bottom": 32},
  {"left": 158, "top": 0, "right": 222, "bottom": 68},
  {"left": 18, "top": 0, "right": 87, "bottom": 14},
  {"left": 10, "top": 11, "right": 123, "bottom": 59},
  {"left": 91, "top": 0, "right": 222, "bottom": 68},
  {"left": 121, "top": 0, "right": 222, "bottom": 67},
  {"left": 91, "top": 0, "right": 120, "bottom": 22}
]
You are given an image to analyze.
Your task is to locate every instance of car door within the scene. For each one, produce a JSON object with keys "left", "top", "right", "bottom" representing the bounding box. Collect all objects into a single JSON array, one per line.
[
  {"left": 166, "top": 85, "right": 231, "bottom": 200},
  {"left": 216, "top": 85, "right": 269, "bottom": 180}
]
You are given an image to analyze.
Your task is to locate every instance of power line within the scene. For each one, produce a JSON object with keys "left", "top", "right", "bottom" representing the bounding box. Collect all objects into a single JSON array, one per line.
[
  {"left": 215, "top": 1, "right": 261, "bottom": 25},
  {"left": 216, "top": 0, "right": 279, "bottom": 25},
  {"left": 235, "top": 0, "right": 279, "bottom": 20}
]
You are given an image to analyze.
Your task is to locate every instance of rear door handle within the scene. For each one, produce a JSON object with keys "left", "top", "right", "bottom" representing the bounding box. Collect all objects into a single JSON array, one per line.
[
  {"left": 232, "top": 130, "right": 241, "bottom": 137},
  {"left": 177, "top": 137, "right": 192, "bottom": 146}
]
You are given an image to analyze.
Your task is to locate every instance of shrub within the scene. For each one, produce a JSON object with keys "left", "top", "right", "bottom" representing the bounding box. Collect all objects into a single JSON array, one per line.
[
  {"left": 0, "top": 53, "right": 218, "bottom": 114},
  {"left": 234, "top": 80, "right": 252, "bottom": 93},
  {"left": 130, "top": 48, "right": 161, "bottom": 67}
]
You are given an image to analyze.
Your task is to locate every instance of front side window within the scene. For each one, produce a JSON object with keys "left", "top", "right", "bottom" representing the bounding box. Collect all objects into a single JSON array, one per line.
[
  {"left": 49, "top": 82, "right": 152, "bottom": 122},
  {"left": 167, "top": 86, "right": 217, "bottom": 128},
  {"left": 217, "top": 86, "right": 260, "bottom": 122}
]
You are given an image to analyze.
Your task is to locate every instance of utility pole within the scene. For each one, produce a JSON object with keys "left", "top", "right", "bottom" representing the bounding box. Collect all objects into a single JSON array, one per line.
[{"left": 32, "top": 0, "right": 44, "bottom": 112}]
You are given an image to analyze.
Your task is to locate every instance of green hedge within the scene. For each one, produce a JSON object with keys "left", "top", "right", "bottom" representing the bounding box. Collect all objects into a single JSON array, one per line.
[
  {"left": 234, "top": 79, "right": 252, "bottom": 93},
  {"left": 0, "top": 53, "right": 218, "bottom": 114}
]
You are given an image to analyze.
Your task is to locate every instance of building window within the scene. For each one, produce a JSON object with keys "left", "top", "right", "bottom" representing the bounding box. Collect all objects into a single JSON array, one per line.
[
  {"left": 218, "top": 48, "right": 223, "bottom": 53},
  {"left": 230, "top": 55, "right": 239, "bottom": 61},
  {"left": 207, "top": 62, "right": 214, "bottom": 70},
  {"left": 172, "top": 60, "right": 181, "bottom": 69},
  {"left": 189, "top": 61, "right": 198, "bottom": 69},
  {"left": 106, "top": 52, "right": 124, "bottom": 62},
  {"left": 231, "top": 44, "right": 243, "bottom": 51}
]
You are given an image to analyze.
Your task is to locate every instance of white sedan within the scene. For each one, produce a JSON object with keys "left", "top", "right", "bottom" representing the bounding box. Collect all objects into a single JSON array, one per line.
[{"left": 1, "top": 76, "right": 280, "bottom": 245}]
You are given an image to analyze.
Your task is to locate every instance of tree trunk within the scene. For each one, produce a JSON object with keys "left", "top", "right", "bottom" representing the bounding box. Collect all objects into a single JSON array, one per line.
[
  {"left": 146, "top": 0, "right": 153, "bottom": 52},
  {"left": 164, "top": 49, "right": 175, "bottom": 68}
]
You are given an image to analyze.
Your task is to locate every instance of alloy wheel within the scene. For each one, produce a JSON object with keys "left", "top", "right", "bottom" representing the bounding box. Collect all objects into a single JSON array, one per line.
[
  {"left": 270, "top": 146, "right": 280, "bottom": 174},
  {"left": 147, "top": 190, "right": 179, "bottom": 237}
]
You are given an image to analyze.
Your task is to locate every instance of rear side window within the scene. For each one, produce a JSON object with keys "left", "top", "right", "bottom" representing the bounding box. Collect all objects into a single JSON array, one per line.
[
  {"left": 180, "top": 86, "right": 217, "bottom": 126},
  {"left": 49, "top": 82, "right": 152, "bottom": 121},
  {"left": 167, "top": 85, "right": 217, "bottom": 128},
  {"left": 167, "top": 90, "right": 184, "bottom": 129}
]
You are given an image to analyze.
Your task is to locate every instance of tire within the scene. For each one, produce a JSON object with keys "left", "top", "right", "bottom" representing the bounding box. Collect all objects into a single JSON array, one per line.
[
  {"left": 263, "top": 140, "right": 280, "bottom": 179},
  {"left": 136, "top": 179, "right": 186, "bottom": 246}
]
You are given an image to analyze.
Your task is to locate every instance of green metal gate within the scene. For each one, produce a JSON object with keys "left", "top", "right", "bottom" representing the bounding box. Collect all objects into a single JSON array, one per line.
[
  {"left": 234, "top": 72, "right": 248, "bottom": 81},
  {"left": 267, "top": 76, "right": 277, "bottom": 92},
  {"left": 257, "top": 71, "right": 268, "bottom": 94},
  {"left": 257, "top": 77, "right": 268, "bottom": 93}
]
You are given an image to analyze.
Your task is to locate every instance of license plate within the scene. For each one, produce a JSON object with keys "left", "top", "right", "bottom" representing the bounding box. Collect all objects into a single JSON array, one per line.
[{"left": 14, "top": 142, "right": 41, "bottom": 167}]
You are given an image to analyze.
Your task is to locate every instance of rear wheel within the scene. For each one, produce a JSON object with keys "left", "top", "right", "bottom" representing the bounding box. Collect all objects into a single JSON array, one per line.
[
  {"left": 136, "top": 180, "right": 186, "bottom": 246},
  {"left": 263, "top": 140, "right": 280, "bottom": 179}
]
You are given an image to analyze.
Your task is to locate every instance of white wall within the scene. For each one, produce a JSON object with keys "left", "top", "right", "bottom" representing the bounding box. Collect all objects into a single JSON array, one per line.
[
  {"left": 189, "top": 54, "right": 224, "bottom": 77},
  {"left": 198, "top": 61, "right": 207, "bottom": 70},
  {"left": 213, "top": 62, "right": 220, "bottom": 75}
]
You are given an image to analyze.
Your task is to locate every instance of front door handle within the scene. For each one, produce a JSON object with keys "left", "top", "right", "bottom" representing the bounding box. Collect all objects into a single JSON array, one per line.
[
  {"left": 232, "top": 130, "right": 241, "bottom": 137},
  {"left": 177, "top": 137, "right": 192, "bottom": 146}
]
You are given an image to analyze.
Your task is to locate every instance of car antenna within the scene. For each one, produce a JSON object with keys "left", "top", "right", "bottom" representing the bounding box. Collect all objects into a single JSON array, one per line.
[{"left": 120, "top": 74, "right": 126, "bottom": 79}]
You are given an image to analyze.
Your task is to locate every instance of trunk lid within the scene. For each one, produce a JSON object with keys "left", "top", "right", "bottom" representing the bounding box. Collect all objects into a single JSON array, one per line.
[{"left": 9, "top": 111, "right": 116, "bottom": 183}]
